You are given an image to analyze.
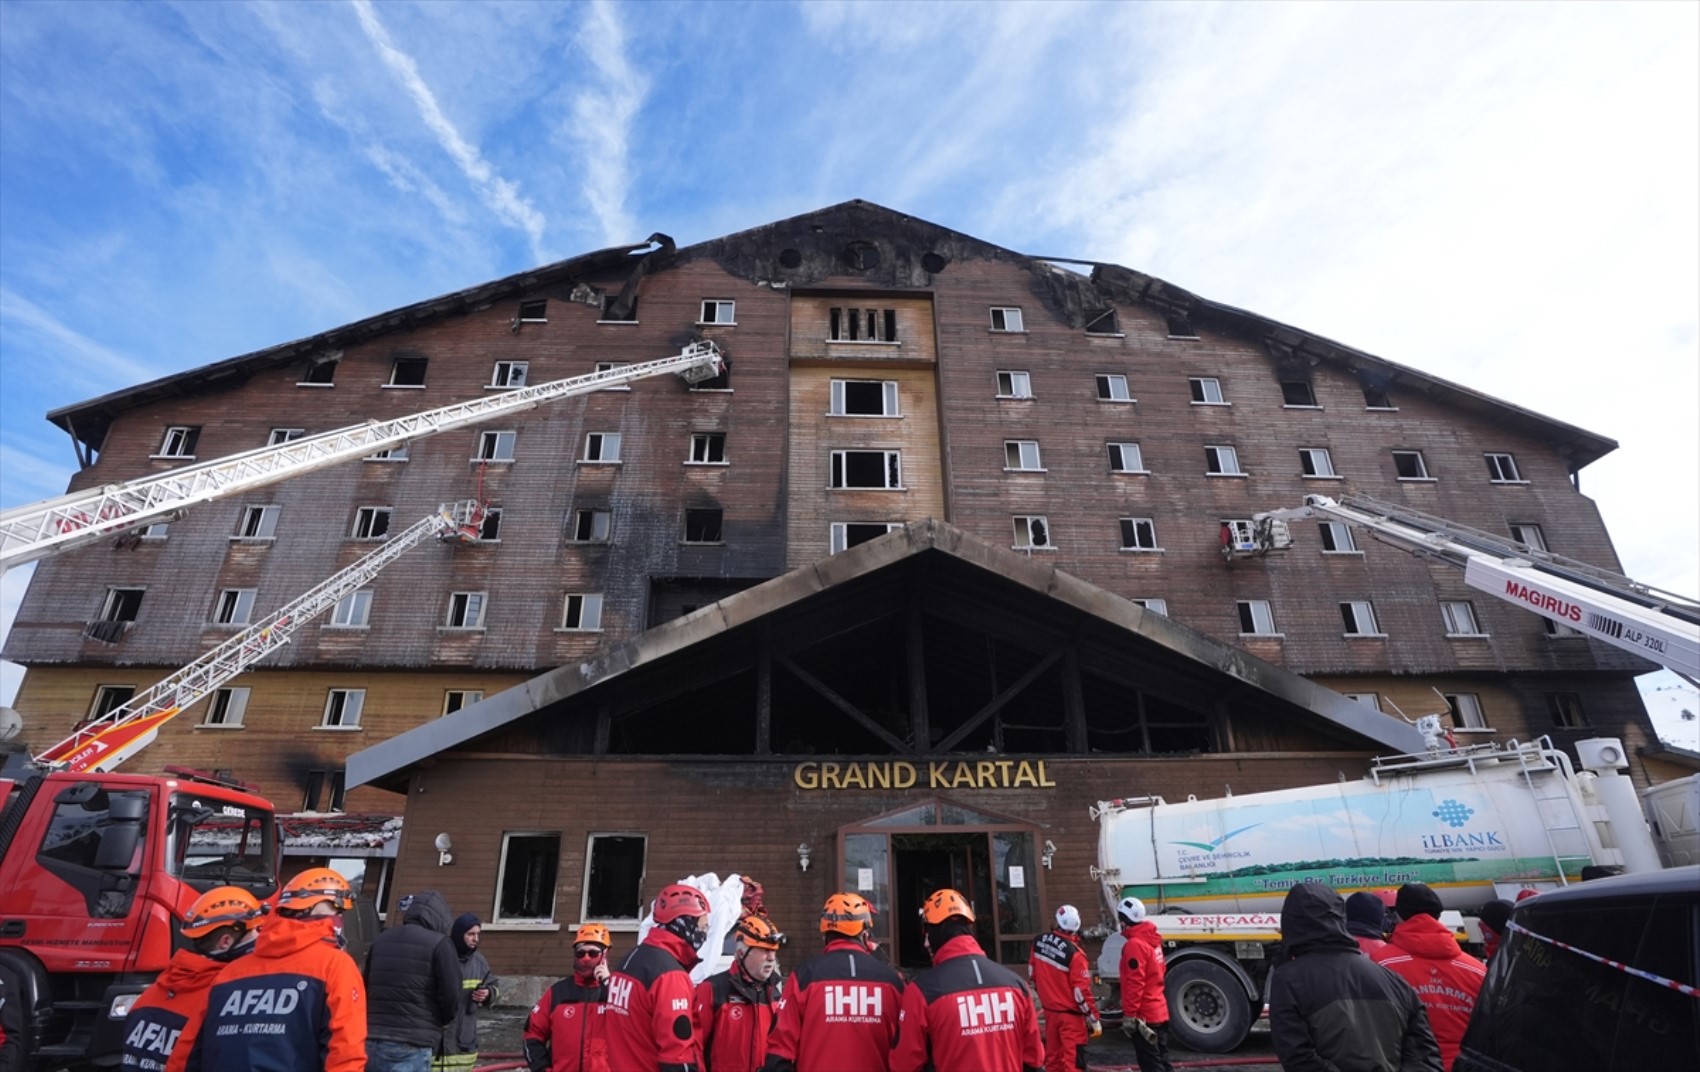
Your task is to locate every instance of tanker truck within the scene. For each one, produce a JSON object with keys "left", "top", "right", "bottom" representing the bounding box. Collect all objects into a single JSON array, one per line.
[{"left": 1090, "top": 730, "right": 1675, "bottom": 1052}]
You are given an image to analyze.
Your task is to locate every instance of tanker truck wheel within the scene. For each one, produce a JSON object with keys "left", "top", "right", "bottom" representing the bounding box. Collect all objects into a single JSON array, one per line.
[{"left": 1165, "top": 960, "right": 1251, "bottom": 1053}]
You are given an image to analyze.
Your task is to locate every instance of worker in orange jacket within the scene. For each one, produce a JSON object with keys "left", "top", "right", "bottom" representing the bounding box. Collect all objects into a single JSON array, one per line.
[
  {"left": 116, "top": 885, "right": 264, "bottom": 1072},
  {"left": 184, "top": 868, "right": 367, "bottom": 1072}
]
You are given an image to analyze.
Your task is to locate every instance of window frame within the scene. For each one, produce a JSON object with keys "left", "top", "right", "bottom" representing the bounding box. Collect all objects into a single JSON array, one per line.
[
  {"left": 351, "top": 506, "right": 393, "bottom": 541},
  {"left": 1547, "top": 692, "right": 1590, "bottom": 729},
  {"left": 830, "top": 522, "right": 902, "bottom": 554},
  {"left": 444, "top": 591, "right": 488, "bottom": 631},
  {"left": 1339, "top": 600, "right": 1385, "bottom": 637},
  {"left": 829, "top": 450, "right": 903, "bottom": 490},
  {"left": 1362, "top": 385, "right": 1396, "bottom": 410},
  {"left": 516, "top": 299, "right": 548, "bottom": 323},
  {"left": 558, "top": 593, "right": 605, "bottom": 632},
  {"left": 580, "top": 832, "right": 648, "bottom": 925},
  {"left": 385, "top": 357, "right": 428, "bottom": 388},
  {"left": 1391, "top": 450, "right": 1432, "bottom": 480},
  {"left": 327, "top": 589, "right": 373, "bottom": 629},
  {"left": 1095, "top": 374, "right": 1133, "bottom": 402},
  {"left": 232, "top": 505, "right": 280, "bottom": 541},
  {"left": 827, "top": 307, "right": 899, "bottom": 343},
  {"left": 569, "top": 508, "right": 612, "bottom": 544},
  {"left": 1204, "top": 445, "right": 1245, "bottom": 477},
  {"left": 364, "top": 444, "right": 409, "bottom": 463},
  {"left": 683, "top": 508, "right": 724, "bottom": 545},
  {"left": 592, "top": 361, "right": 633, "bottom": 391},
  {"left": 995, "top": 370, "right": 1033, "bottom": 399},
  {"left": 1188, "top": 377, "right": 1227, "bottom": 405},
  {"left": 1237, "top": 600, "right": 1279, "bottom": 636},
  {"left": 490, "top": 361, "right": 529, "bottom": 389},
  {"left": 442, "top": 690, "right": 483, "bottom": 716},
  {"left": 829, "top": 379, "right": 900, "bottom": 418},
  {"left": 1119, "top": 517, "right": 1161, "bottom": 552},
  {"left": 1012, "top": 515, "right": 1052, "bottom": 551},
  {"left": 155, "top": 425, "right": 201, "bottom": 459},
  {"left": 687, "top": 433, "right": 727, "bottom": 466},
  {"left": 1445, "top": 692, "right": 1489, "bottom": 731},
  {"left": 88, "top": 684, "right": 137, "bottom": 720},
  {"left": 1485, "top": 452, "right": 1526, "bottom": 484},
  {"left": 267, "top": 428, "right": 305, "bottom": 446},
  {"left": 1441, "top": 601, "right": 1486, "bottom": 637},
  {"left": 1280, "top": 381, "right": 1319, "bottom": 408},
  {"left": 1107, "top": 442, "right": 1147, "bottom": 474},
  {"left": 477, "top": 430, "right": 517, "bottom": 463},
  {"left": 319, "top": 688, "right": 365, "bottom": 730},
  {"left": 698, "top": 299, "right": 736, "bottom": 325},
  {"left": 494, "top": 831, "right": 562, "bottom": 925},
  {"left": 1003, "top": 440, "right": 1043, "bottom": 472},
  {"left": 1131, "top": 597, "right": 1168, "bottom": 616},
  {"left": 212, "top": 588, "right": 257, "bottom": 627},
  {"left": 582, "top": 432, "right": 622, "bottom": 464},
  {"left": 1299, "top": 447, "right": 1337, "bottom": 478},
  {"left": 1343, "top": 692, "right": 1381, "bottom": 711},
  {"left": 201, "top": 687, "right": 250, "bottom": 728},
  {"left": 99, "top": 587, "right": 145, "bottom": 623},
  {"left": 1509, "top": 523, "right": 1548, "bottom": 552},
  {"left": 989, "top": 307, "right": 1025, "bottom": 333},
  {"left": 1319, "top": 521, "right": 1360, "bottom": 554}
]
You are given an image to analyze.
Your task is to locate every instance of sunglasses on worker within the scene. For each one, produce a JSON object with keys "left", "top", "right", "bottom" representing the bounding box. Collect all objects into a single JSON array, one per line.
[{"left": 574, "top": 946, "right": 604, "bottom": 960}]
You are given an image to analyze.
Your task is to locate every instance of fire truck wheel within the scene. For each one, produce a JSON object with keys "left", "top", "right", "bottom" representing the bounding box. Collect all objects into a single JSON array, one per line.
[{"left": 1165, "top": 960, "right": 1251, "bottom": 1053}]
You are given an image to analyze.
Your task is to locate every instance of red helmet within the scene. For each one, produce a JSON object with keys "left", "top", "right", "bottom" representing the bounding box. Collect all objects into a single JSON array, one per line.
[
  {"left": 652, "top": 884, "right": 710, "bottom": 925},
  {"left": 919, "top": 888, "right": 975, "bottom": 926}
]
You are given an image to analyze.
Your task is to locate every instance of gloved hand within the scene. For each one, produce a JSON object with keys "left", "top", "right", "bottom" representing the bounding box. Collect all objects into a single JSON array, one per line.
[{"left": 1087, "top": 1017, "right": 1103, "bottom": 1039}]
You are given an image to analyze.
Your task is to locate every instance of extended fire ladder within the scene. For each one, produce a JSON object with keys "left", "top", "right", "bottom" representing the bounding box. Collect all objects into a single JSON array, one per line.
[
  {"left": 32, "top": 502, "right": 484, "bottom": 774},
  {"left": 0, "top": 342, "right": 724, "bottom": 569},
  {"left": 1250, "top": 494, "right": 1700, "bottom": 680}
]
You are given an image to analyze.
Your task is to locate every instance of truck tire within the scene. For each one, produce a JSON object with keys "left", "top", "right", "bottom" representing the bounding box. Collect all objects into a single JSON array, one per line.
[{"left": 1165, "top": 960, "right": 1252, "bottom": 1053}]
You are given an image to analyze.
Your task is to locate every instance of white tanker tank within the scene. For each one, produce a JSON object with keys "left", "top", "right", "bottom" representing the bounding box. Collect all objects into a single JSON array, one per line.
[{"left": 1095, "top": 735, "right": 1663, "bottom": 915}]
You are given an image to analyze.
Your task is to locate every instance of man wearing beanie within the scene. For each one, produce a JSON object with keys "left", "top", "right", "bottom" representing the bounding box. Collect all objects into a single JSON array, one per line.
[
  {"left": 1271, "top": 883, "right": 1440, "bottom": 1072},
  {"left": 1344, "top": 891, "right": 1390, "bottom": 955},
  {"left": 1115, "top": 897, "right": 1172, "bottom": 1072},
  {"left": 1372, "top": 883, "right": 1485, "bottom": 1071},
  {"left": 1476, "top": 900, "right": 1513, "bottom": 961},
  {"left": 436, "top": 914, "right": 500, "bottom": 1071}
]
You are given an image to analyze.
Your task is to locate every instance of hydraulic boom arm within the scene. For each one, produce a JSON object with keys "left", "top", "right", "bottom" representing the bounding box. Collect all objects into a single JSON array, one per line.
[{"left": 0, "top": 342, "right": 723, "bottom": 569}]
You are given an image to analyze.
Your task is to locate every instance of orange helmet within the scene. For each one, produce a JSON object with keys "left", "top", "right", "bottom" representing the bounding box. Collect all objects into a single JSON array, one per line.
[
  {"left": 182, "top": 886, "right": 264, "bottom": 939},
  {"left": 820, "top": 893, "right": 875, "bottom": 938},
  {"left": 733, "top": 914, "right": 787, "bottom": 951},
  {"left": 277, "top": 867, "right": 355, "bottom": 914},
  {"left": 652, "top": 884, "right": 711, "bottom": 924},
  {"left": 575, "top": 923, "right": 612, "bottom": 948},
  {"left": 919, "top": 888, "right": 975, "bottom": 925}
]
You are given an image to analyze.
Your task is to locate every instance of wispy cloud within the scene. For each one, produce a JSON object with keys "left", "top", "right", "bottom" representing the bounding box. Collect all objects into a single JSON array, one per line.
[
  {"left": 0, "top": 286, "right": 158, "bottom": 388},
  {"left": 564, "top": 0, "right": 647, "bottom": 246},
  {"left": 0, "top": 441, "right": 73, "bottom": 506},
  {"left": 349, "top": 0, "right": 548, "bottom": 261}
]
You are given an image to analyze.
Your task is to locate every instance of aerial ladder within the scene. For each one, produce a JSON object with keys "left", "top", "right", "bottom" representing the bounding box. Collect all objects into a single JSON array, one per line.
[
  {"left": 31, "top": 502, "right": 486, "bottom": 773},
  {"left": 1248, "top": 494, "right": 1700, "bottom": 681},
  {"left": 0, "top": 341, "right": 724, "bottom": 569}
]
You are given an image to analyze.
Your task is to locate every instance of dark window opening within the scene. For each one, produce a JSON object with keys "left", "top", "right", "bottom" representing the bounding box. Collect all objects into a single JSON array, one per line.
[
  {"left": 303, "top": 361, "right": 337, "bottom": 385},
  {"left": 101, "top": 589, "right": 145, "bottom": 623},
  {"left": 1086, "top": 309, "right": 1120, "bottom": 334},
  {"left": 498, "top": 834, "right": 560, "bottom": 920},
  {"left": 1548, "top": 692, "right": 1589, "bottom": 728},
  {"left": 388, "top": 358, "right": 428, "bottom": 386},
  {"left": 302, "top": 771, "right": 325, "bottom": 812},
  {"left": 842, "top": 523, "right": 893, "bottom": 550},
  {"left": 478, "top": 508, "right": 502, "bottom": 540},
  {"left": 600, "top": 295, "right": 637, "bottom": 321},
  {"left": 327, "top": 771, "right": 347, "bottom": 812},
  {"left": 572, "top": 508, "right": 611, "bottom": 543},
  {"left": 1363, "top": 384, "right": 1393, "bottom": 408},
  {"left": 1280, "top": 381, "right": 1317, "bottom": 406},
  {"left": 584, "top": 835, "right": 646, "bottom": 919},
  {"left": 1392, "top": 451, "right": 1429, "bottom": 479},
  {"left": 89, "top": 686, "right": 136, "bottom": 720},
  {"left": 842, "top": 381, "right": 888, "bottom": 415},
  {"left": 517, "top": 299, "right": 547, "bottom": 322},
  {"left": 832, "top": 451, "right": 900, "bottom": 489},
  {"left": 684, "top": 509, "right": 724, "bottom": 543},
  {"left": 690, "top": 434, "right": 726, "bottom": 464},
  {"left": 829, "top": 307, "right": 898, "bottom": 342}
]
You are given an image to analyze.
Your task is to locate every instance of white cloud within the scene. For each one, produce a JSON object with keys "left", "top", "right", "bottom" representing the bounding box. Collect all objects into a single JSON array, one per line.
[
  {"left": 0, "top": 442, "right": 73, "bottom": 507},
  {"left": 561, "top": 0, "right": 647, "bottom": 247},
  {"left": 350, "top": 0, "right": 548, "bottom": 261},
  {"left": 0, "top": 286, "right": 159, "bottom": 389}
]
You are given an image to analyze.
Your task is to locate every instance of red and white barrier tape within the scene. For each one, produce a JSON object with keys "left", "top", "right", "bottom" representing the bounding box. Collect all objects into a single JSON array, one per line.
[{"left": 1506, "top": 919, "right": 1699, "bottom": 998}]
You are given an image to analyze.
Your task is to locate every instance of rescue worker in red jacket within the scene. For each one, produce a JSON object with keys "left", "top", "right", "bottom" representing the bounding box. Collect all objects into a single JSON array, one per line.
[
  {"left": 1371, "top": 883, "right": 1486, "bottom": 1071},
  {"left": 184, "top": 867, "right": 367, "bottom": 1072},
  {"left": 117, "top": 886, "right": 263, "bottom": 1072},
  {"left": 524, "top": 923, "right": 614, "bottom": 1072},
  {"left": 892, "top": 889, "right": 1043, "bottom": 1072},
  {"left": 1028, "top": 904, "right": 1101, "bottom": 1072},
  {"left": 605, "top": 884, "right": 710, "bottom": 1072},
  {"left": 763, "top": 893, "right": 904, "bottom": 1072},
  {"left": 1116, "top": 897, "right": 1172, "bottom": 1072},
  {"left": 694, "top": 914, "right": 784, "bottom": 1071}
]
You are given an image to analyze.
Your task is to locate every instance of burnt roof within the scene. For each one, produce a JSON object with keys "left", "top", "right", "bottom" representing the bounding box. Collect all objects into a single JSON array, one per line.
[{"left": 47, "top": 199, "right": 1615, "bottom": 467}]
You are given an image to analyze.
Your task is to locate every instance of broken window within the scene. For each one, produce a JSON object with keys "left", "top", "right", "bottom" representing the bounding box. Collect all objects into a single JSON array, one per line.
[
  {"left": 688, "top": 433, "right": 727, "bottom": 464},
  {"left": 157, "top": 426, "right": 200, "bottom": 458},
  {"left": 88, "top": 684, "right": 137, "bottom": 720},
  {"left": 1340, "top": 601, "right": 1381, "bottom": 635},
  {"left": 496, "top": 833, "right": 561, "bottom": 922},
  {"left": 829, "top": 307, "right": 898, "bottom": 342},
  {"left": 700, "top": 300, "right": 736, "bottom": 324},
  {"left": 213, "top": 589, "right": 256, "bottom": 626},
  {"left": 234, "top": 505, "right": 280, "bottom": 540},
  {"left": 517, "top": 299, "right": 548, "bottom": 322},
  {"left": 570, "top": 508, "right": 612, "bottom": 543},
  {"left": 1547, "top": 692, "right": 1589, "bottom": 729},
  {"left": 268, "top": 428, "right": 305, "bottom": 446},
  {"left": 684, "top": 509, "right": 724, "bottom": 544},
  {"left": 1300, "top": 448, "right": 1336, "bottom": 477},
  {"left": 1280, "top": 381, "right": 1317, "bottom": 406},
  {"left": 1319, "top": 522, "right": 1358, "bottom": 553},
  {"left": 989, "top": 307, "right": 1024, "bottom": 332},
  {"left": 320, "top": 688, "right": 364, "bottom": 728},
  {"left": 1485, "top": 453, "right": 1524, "bottom": 483},
  {"left": 387, "top": 357, "right": 428, "bottom": 387},
  {"left": 1013, "top": 515, "right": 1051, "bottom": 550},
  {"left": 560, "top": 593, "right": 604, "bottom": 631},
  {"left": 1237, "top": 600, "right": 1277, "bottom": 635},
  {"left": 1204, "top": 445, "right": 1243, "bottom": 476},
  {"left": 351, "top": 507, "right": 392, "bottom": 540},
  {"left": 477, "top": 508, "right": 502, "bottom": 541},
  {"left": 445, "top": 592, "right": 487, "bottom": 629},
  {"left": 581, "top": 834, "right": 645, "bottom": 921},
  {"left": 478, "top": 431, "right": 517, "bottom": 462},
  {"left": 1392, "top": 450, "right": 1430, "bottom": 479},
  {"left": 301, "top": 360, "right": 337, "bottom": 385},
  {"left": 830, "top": 379, "right": 899, "bottom": 417},
  {"left": 1107, "top": 442, "right": 1145, "bottom": 473},
  {"left": 599, "top": 295, "right": 637, "bottom": 322},
  {"left": 1004, "top": 441, "right": 1042, "bottom": 471},
  {"left": 582, "top": 432, "right": 621, "bottom": 463},
  {"left": 328, "top": 590, "right": 372, "bottom": 628},
  {"left": 1362, "top": 384, "right": 1394, "bottom": 408},
  {"left": 203, "top": 687, "right": 248, "bottom": 727},
  {"left": 830, "top": 522, "right": 900, "bottom": 553},
  {"left": 1165, "top": 312, "right": 1198, "bottom": 339},
  {"left": 995, "top": 370, "right": 1033, "bottom": 398},
  {"left": 100, "top": 588, "right": 145, "bottom": 623},
  {"left": 830, "top": 450, "right": 901, "bottom": 489},
  {"left": 1441, "top": 601, "right": 1483, "bottom": 636},
  {"left": 491, "top": 361, "right": 528, "bottom": 388},
  {"left": 1096, "top": 374, "right": 1132, "bottom": 401},
  {"left": 1119, "top": 518, "right": 1159, "bottom": 551},
  {"left": 1189, "top": 377, "right": 1226, "bottom": 404},
  {"left": 1085, "top": 309, "right": 1120, "bottom": 335}
]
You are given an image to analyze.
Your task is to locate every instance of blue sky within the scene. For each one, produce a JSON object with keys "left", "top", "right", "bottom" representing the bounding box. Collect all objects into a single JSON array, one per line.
[{"left": 2, "top": 0, "right": 1695, "bottom": 743}]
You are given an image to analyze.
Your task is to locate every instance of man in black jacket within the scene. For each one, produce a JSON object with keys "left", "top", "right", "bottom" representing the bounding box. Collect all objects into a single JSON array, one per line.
[
  {"left": 364, "top": 890, "right": 463, "bottom": 1072},
  {"left": 1269, "top": 883, "right": 1442, "bottom": 1072}
]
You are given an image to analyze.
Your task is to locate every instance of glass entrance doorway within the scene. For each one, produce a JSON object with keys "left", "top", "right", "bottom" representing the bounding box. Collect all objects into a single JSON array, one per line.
[{"left": 839, "top": 799, "right": 1042, "bottom": 969}]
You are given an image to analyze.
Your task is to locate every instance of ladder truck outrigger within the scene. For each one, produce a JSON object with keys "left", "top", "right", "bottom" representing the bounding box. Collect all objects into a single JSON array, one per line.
[{"left": 0, "top": 341, "right": 723, "bottom": 1068}]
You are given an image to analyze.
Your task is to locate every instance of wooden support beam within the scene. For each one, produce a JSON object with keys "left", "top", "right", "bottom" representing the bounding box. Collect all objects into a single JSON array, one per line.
[
  {"left": 777, "top": 655, "right": 909, "bottom": 754},
  {"left": 907, "top": 590, "right": 929, "bottom": 750},
  {"left": 936, "top": 648, "right": 1064, "bottom": 753},
  {"left": 756, "top": 626, "right": 773, "bottom": 755},
  {"left": 1061, "top": 646, "right": 1086, "bottom": 753}
]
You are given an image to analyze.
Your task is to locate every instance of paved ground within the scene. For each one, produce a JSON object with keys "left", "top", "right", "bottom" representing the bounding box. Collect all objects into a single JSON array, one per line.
[{"left": 473, "top": 1006, "right": 1284, "bottom": 1070}]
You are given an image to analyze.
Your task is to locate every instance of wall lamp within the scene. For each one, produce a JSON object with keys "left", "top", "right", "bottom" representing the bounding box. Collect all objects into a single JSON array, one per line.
[
  {"left": 1042, "top": 840, "right": 1057, "bottom": 870},
  {"left": 435, "top": 832, "right": 454, "bottom": 867},
  {"left": 797, "top": 843, "right": 813, "bottom": 873}
]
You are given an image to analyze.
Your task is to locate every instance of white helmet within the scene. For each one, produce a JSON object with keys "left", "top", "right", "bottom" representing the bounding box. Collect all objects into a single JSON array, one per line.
[
  {"left": 1117, "top": 896, "right": 1146, "bottom": 925},
  {"left": 1055, "top": 904, "right": 1081, "bottom": 933}
]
